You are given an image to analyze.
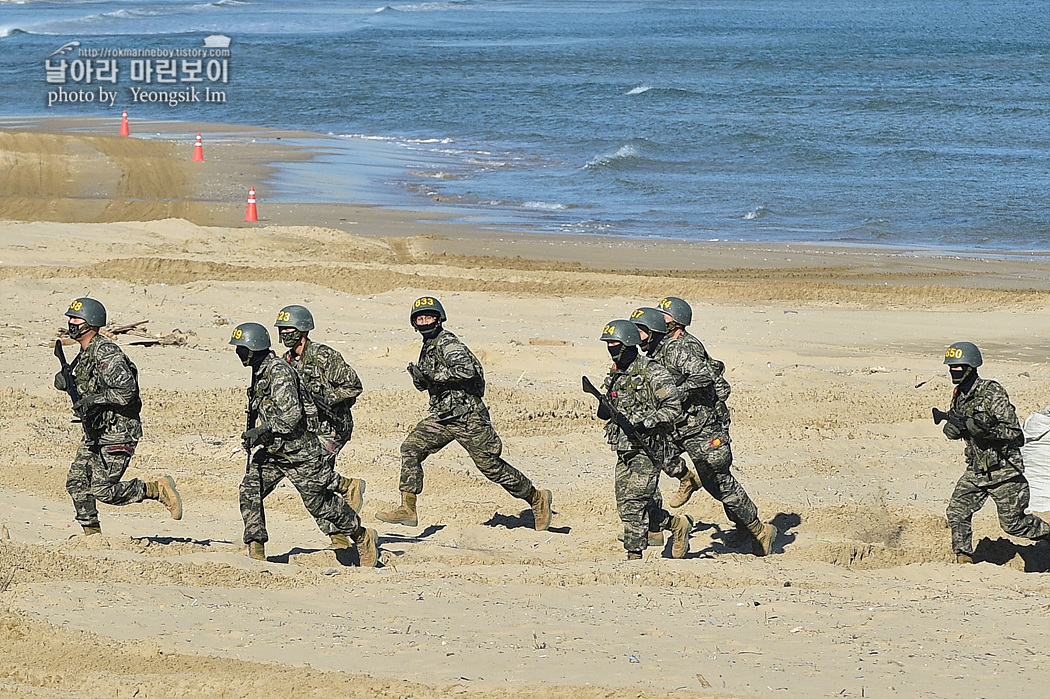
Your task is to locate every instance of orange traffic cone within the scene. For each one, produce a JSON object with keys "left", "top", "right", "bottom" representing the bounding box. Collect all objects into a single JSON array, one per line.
[
  {"left": 192, "top": 132, "right": 204, "bottom": 161},
  {"left": 244, "top": 187, "right": 258, "bottom": 221},
  {"left": 119, "top": 110, "right": 130, "bottom": 137}
]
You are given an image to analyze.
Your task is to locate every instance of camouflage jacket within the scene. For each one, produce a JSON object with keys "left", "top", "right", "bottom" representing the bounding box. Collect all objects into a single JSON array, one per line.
[
  {"left": 248, "top": 352, "right": 320, "bottom": 458},
  {"left": 69, "top": 334, "right": 142, "bottom": 446},
  {"left": 416, "top": 328, "right": 486, "bottom": 420},
  {"left": 950, "top": 377, "right": 1025, "bottom": 485},
  {"left": 601, "top": 355, "right": 683, "bottom": 452},
  {"left": 651, "top": 330, "right": 730, "bottom": 435},
  {"left": 284, "top": 339, "right": 362, "bottom": 436}
]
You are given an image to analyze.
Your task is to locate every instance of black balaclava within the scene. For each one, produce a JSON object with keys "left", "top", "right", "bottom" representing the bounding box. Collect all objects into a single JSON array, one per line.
[
  {"left": 639, "top": 331, "right": 663, "bottom": 356},
  {"left": 413, "top": 316, "right": 442, "bottom": 340},
  {"left": 952, "top": 366, "right": 978, "bottom": 390},
  {"left": 236, "top": 346, "right": 268, "bottom": 368},
  {"left": 608, "top": 343, "right": 638, "bottom": 370}
]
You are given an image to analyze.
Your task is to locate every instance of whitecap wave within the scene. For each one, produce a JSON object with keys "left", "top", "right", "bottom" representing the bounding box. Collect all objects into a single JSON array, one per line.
[
  {"left": 523, "top": 201, "right": 567, "bottom": 211},
  {"left": 585, "top": 143, "right": 641, "bottom": 169},
  {"left": 390, "top": 0, "right": 472, "bottom": 10},
  {"left": 743, "top": 205, "right": 769, "bottom": 220},
  {"left": 0, "top": 26, "right": 28, "bottom": 37},
  {"left": 192, "top": 0, "right": 248, "bottom": 10},
  {"left": 626, "top": 85, "right": 651, "bottom": 95}
]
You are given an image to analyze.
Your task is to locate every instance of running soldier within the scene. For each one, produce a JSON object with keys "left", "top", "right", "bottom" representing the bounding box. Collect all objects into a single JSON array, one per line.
[
  {"left": 595, "top": 319, "right": 692, "bottom": 560},
  {"left": 55, "top": 297, "right": 182, "bottom": 535},
  {"left": 230, "top": 322, "right": 379, "bottom": 566},
  {"left": 649, "top": 297, "right": 777, "bottom": 556},
  {"left": 376, "top": 297, "right": 553, "bottom": 530},
  {"left": 939, "top": 341, "right": 1050, "bottom": 563},
  {"left": 275, "top": 305, "right": 366, "bottom": 528}
]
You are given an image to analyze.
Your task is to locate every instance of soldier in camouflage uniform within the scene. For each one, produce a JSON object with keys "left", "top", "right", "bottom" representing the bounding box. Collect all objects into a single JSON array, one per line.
[
  {"left": 230, "top": 322, "right": 379, "bottom": 566},
  {"left": 54, "top": 297, "right": 182, "bottom": 535},
  {"left": 275, "top": 305, "right": 366, "bottom": 547},
  {"left": 376, "top": 297, "right": 553, "bottom": 530},
  {"left": 648, "top": 297, "right": 777, "bottom": 556},
  {"left": 596, "top": 319, "right": 692, "bottom": 560},
  {"left": 940, "top": 341, "right": 1050, "bottom": 563}
]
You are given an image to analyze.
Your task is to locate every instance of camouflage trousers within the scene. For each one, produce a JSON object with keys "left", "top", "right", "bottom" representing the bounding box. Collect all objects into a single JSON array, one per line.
[
  {"left": 399, "top": 411, "right": 535, "bottom": 501},
  {"left": 239, "top": 447, "right": 361, "bottom": 545},
  {"left": 314, "top": 427, "right": 353, "bottom": 536},
  {"left": 616, "top": 449, "right": 673, "bottom": 554},
  {"left": 665, "top": 429, "right": 759, "bottom": 529},
  {"left": 946, "top": 471, "right": 1050, "bottom": 556},
  {"left": 66, "top": 442, "right": 147, "bottom": 528}
]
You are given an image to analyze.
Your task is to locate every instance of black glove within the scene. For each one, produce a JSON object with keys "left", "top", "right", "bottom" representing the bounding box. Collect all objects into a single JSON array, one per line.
[
  {"left": 241, "top": 425, "right": 273, "bottom": 450},
  {"left": 54, "top": 371, "right": 68, "bottom": 392},
  {"left": 965, "top": 417, "right": 988, "bottom": 439},
  {"left": 943, "top": 421, "right": 964, "bottom": 440},
  {"left": 72, "top": 393, "right": 106, "bottom": 418},
  {"left": 407, "top": 362, "right": 430, "bottom": 390}
]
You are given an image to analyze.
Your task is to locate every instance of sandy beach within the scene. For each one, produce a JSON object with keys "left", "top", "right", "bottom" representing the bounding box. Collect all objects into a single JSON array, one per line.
[{"left": 2, "top": 122, "right": 1050, "bottom": 699}]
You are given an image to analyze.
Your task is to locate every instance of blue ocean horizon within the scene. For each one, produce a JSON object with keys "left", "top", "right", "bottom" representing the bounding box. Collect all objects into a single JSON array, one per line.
[{"left": 2, "top": 0, "right": 1049, "bottom": 251}]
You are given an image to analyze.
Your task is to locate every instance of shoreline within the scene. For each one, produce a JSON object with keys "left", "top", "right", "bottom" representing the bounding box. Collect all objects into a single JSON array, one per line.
[{"left": 5, "top": 114, "right": 1050, "bottom": 273}]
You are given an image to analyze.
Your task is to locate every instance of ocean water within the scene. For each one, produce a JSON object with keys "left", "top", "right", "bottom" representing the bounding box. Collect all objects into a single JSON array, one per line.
[{"left": 2, "top": 0, "right": 1050, "bottom": 250}]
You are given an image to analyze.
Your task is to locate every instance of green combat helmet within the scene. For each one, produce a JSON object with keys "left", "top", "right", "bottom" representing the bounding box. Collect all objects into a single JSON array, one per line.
[
  {"left": 274, "top": 305, "right": 315, "bottom": 331},
  {"left": 65, "top": 297, "right": 107, "bottom": 339},
  {"left": 410, "top": 296, "right": 446, "bottom": 323},
  {"left": 630, "top": 307, "right": 668, "bottom": 334},
  {"left": 657, "top": 296, "right": 692, "bottom": 327},
  {"left": 943, "top": 341, "right": 982, "bottom": 368},
  {"left": 600, "top": 319, "right": 641, "bottom": 346},
  {"left": 274, "top": 304, "right": 314, "bottom": 348},
  {"left": 229, "top": 322, "right": 271, "bottom": 366},
  {"left": 65, "top": 297, "right": 107, "bottom": 326},
  {"left": 229, "top": 322, "right": 271, "bottom": 350}
]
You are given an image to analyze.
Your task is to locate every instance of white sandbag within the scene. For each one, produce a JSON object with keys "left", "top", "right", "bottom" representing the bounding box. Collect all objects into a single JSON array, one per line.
[{"left": 1020, "top": 409, "right": 1050, "bottom": 512}]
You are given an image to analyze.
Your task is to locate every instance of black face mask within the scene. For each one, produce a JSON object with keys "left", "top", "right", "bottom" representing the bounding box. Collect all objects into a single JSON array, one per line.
[
  {"left": 950, "top": 366, "right": 974, "bottom": 385},
  {"left": 68, "top": 321, "right": 91, "bottom": 339},
  {"left": 608, "top": 343, "right": 638, "bottom": 369},
  {"left": 236, "top": 346, "right": 266, "bottom": 368},
  {"left": 639, "top": 332, "right": 663, "bottom": 354},
  {"left": 414, "top": 320, "right": 442, "bottom": 339}
]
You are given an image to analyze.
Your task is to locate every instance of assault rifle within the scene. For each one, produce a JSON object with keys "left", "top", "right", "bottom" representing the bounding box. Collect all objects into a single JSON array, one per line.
[
  {"left": 932, "top": 408, "right": 995, "bottom": 435},
  {"left": 53, "top": 340, "right": 85, "bottom": 428},
  {"left": 582, "top": 375, "right": 664, "bottom": 466}
]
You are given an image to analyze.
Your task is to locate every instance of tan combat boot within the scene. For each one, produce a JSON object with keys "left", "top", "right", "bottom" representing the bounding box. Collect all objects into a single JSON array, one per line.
[
  {"left": 82, "top": 525, "right": 102, "bottom": 536},
  {"left": 747, "top": 519, "right": 778, "bottom": 557},
  {"left": 670, "top": 514, "right": 693, "bottom": 559},
  {"left": 337, "top": 477, "right": 366, "bottom": 514},
  {"left": 247, "top": 541, "right": 266, "bottom": 561},
  {"left": 329, "top": 533, "right": 351, "bottom": 549},
  {"left": 353, "top": 527, "right": 380, "bottom": 568},
  {"left": 956, "top": 553, "right": 974, "bottom": 564},
  {"left": 147, "top": 475, "right": 183, "bottom": 520},
  {"left": 376, "top": 492, "right": 418, "bottom": 527},
  {"left": 668, "top": 471, "right": 701, "bottom": 509},
  {"left": 618, "top": 531, "right": 665, "bottom": 546},
  {"left": 530, "top": 488, "right": 553, "bottom": 531},
  {"left": 626, "top": 551, "right": 643, "bottom": 561}
]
